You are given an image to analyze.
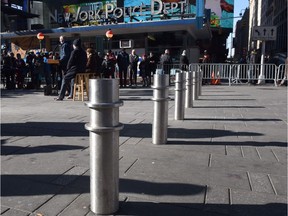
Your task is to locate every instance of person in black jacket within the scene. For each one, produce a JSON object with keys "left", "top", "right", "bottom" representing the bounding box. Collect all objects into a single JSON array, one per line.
[
  {"left": 55, "top": 38, "right": 87, "bottom": 101},
  {"left": 139, "top": 54, "right": 150, "bottom": 87},
  {"left": 117, "top": 48, "right": 130, "bottom": 87},
  {"left": 147, "top": 52, "right": 157, "bottom": 86},
  {"left": 180, "top": 50, "right": 189, "bottom": 71},
  {"left": 59, "top": 35, "right": 71, "bottom": 75},
  {"left": 160, "top": 49, "right": 173, "bottom": 85}
]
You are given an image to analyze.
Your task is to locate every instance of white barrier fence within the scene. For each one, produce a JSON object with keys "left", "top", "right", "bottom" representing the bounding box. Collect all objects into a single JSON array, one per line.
[{"left": 189, "top": 63, "right": 287, "bottom": 86}]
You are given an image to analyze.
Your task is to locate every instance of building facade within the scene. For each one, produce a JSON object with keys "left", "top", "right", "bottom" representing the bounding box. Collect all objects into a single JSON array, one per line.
[
  {"left": 248, "top": 0, "right": 287, "bottom": 60},
  {"left": 1, "top": 0, "right": 236, "bottom": 63}
]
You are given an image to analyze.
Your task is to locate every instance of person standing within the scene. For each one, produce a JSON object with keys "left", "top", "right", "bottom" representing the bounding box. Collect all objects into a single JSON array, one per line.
[
  {"left": 55, "top": 38, "right": 87, "bottom": 101},
  {"left": 117, "top": 48, "right": 130, "bottom": 87},
  {"left": 139, "top": 54, "right": 150, "bottom": 87},
  {"left": 101, "top": 50, "right": 116, "bottom": 78},
  {"left": 129, "top": 49, "right": 139, "bottom": 87},
  {"left": 2, "top": 51, "right": 15, "bottom": 89},
  {"left": 147, "top": 52, "right": 157, "bottom": 86},
  {"left": 180, "top": 50, "right": 189, "bottom": 71},
  {"left": 32, "top": 52, "right": 44, "bottom": 89},
  {"left": 160, "top": 49, "right": 173, "bottom": 84},
  {"left": 85, "top": 48, "right": 97, "bottom": 74},
  {"left": 94, "top": 51, "right": 102, "bottom": 78},
  {"left": 15, "top": 53, "right": 26, "bottom": 89},
  {"left": 59, "top": 35, "right": 71, "bottom": 90}
]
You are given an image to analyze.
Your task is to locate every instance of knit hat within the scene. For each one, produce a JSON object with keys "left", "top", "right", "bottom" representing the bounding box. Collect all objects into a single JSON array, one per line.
[{"left": 73, "top": 38, "right": 81, "bottom": 47}]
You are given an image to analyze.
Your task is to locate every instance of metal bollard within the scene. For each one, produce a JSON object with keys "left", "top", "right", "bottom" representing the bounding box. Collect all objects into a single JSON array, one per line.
[
  {"left": 198, "top": 70, "right": 202, "bottom": 96},
  {"left": 151, "top": 74, "right": 169, "bottom": 144},
  {"left": 174, "top": 72, "right": 185, "bottom": 120},
  {"left": 185, "top": 71, "right": 193, "bottom": 108},
  {"left": 193, "top": 71, "right": 199, "bottom": 100},
  {"left": 85, "top": 79, "right": 123, "bottom": 215}
]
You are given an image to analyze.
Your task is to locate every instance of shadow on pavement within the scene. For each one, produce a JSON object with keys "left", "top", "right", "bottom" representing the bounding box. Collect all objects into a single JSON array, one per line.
[
  {"left": 198, "top": 98, "right": 256, "bottom": 101},
  {"left": 0, "top": 144, "right": 84, "bottom": 155},
  {"left": 117, "top": 201, "right": 287, "bottom": 216},
  {"left": 166, "top": 140, "right": 287, "bottom": 147},
  {"left": 1, "top": 122, "right": 88, "bottom": 137},
  {"left": 184, "top": 118, "right": 283, "bottom": 122},
  {"left": 1, "top": 175, "right": 205, "bottom": 197},
  {"left": 121, "top": 123, "right": 263, "bottom": 139},
  {"left": 194, "top": 105, "right": 265, "bottom": 109},
  {"left": 2, "top": 175, "right": 286, "bottom": 215}
]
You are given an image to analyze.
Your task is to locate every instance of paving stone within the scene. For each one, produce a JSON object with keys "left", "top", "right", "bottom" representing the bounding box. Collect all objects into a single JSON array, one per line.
[
  {"left": 272, "top": 148, "right": 288, "bottom": 163},
  {"left": 33, "top": 187, "right": 83, "bottom": 216},
  {"left": 52, "top": 166, "right": 88, "bottom": 186},
  {"left": 205, "top": 185, "right": 230, "bottom": 215},
  {"left": 115, "top": 196, "right": 212, "bottom": 216},
  {"left": 1, "top": 175, "right": 62, "bottom": 212},
  {"left": 230, "top": 188, "right": 287, "bottom": 216},
  {"left": 270, "top": 174, "right": 287, "bottom": 196},
  {"left": 1, "top": 149, "right": 80, "bottom": 183},
  {"left": 257, "top": 147, "right": 279, "bottom": 162},
  {"left": 242, "top": 146, "right": 260, "bottom": 160},
  {"left": 211, "top": 154, "right": 286, "bottom": 176},
  {"left": 58, "top": 193, "right": 90, "bottom": 216},
  {"left": 249, "top": 172, "right": 275, "bottom": 194},
  {"left": 226, "top": 146, "right": 243, "bottom": 157},
  {"left": 1, "top": 208, "right": 30, "bottom": 216},
  {"left": 1, "top": 206, "right": 10, "bottom": 214}
]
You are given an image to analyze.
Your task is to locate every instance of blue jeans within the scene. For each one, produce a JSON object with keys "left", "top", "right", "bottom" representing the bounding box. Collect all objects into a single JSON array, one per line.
[{"left": 59, "top": 73, "right": 75, "bottom": 99}]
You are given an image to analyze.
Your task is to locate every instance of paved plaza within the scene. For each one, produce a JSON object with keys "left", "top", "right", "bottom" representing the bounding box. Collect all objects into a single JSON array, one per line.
[{"left": 1, "top": 84, "right": 287, "bottom": 216}]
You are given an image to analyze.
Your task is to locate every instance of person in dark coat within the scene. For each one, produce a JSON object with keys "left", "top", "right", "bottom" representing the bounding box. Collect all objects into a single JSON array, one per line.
[
  {"left": 117, "top": 48, "right": 130, "bottom": 87},
  {"left": 160, "top": 49, "right": 173, "bottom": 85},
  {"left": 59, "top": 35, "right": 71, "bottom": 75},
  {"left": 58, "top": 35, "right": 71, "bottom": 91},
  {"left": 180, "top": 50, "right": 189, "bottom": 71},
  {"left": 55, "top": 38, "right": 87, "bottom": 101},
  {"left": 139, "top": 54, "right": 150, "bottom": 87},
  {"left": 85, "top": 48, "right": 98, "bottom": 76},
  {"left": 147, "top": 52, "right": 157, "bottom": 85}
]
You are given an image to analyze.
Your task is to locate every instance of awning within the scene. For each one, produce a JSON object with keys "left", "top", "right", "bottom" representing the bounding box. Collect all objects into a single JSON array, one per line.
[{"left": 0, "top": 18, "right": 211, "bottom": 40}]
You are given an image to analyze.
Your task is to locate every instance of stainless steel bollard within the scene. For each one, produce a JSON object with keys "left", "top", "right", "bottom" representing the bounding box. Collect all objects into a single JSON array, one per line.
[
  {"left": 151, "top": 74, "right": 169, "bottom": 144},
  {"left": 174, "top": 72, "right": 185, "bottom": 120},
  {"left": 185, "top": 71, "right": 193, "bottom": 108},
  {"left": 193, "top": 71, "right": 199, "bottom": 100},
  {"left": 85, "top": 79, "right": 123, "bottom": 215},
  {"left": 198, "top": 70, "right": 202, "bottom": 96}
]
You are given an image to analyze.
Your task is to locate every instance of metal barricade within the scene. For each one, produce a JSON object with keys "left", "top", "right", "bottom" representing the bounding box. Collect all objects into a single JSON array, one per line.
[
  {"left": 275, "top": 64, "right": 288, "bottom": 86},
  {"left": 196, "top": 63, "right": 280, "bottom": 85}
]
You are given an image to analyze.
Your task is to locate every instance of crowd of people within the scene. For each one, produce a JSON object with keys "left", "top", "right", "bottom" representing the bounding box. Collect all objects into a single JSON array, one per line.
[{"left": 1, "top": 35, "right": 191, "bottom": 99}]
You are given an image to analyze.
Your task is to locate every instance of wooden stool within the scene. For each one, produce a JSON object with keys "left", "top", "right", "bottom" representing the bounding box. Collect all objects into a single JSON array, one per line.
[{"left": 73, "top": 73, "right": 94, "bottom": 101}]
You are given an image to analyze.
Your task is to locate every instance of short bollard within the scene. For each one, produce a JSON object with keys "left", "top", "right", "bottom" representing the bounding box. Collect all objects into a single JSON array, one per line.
[
  {"left": 85, "top": 79, "right": 123, "bottom": 215},
  {"left": 151, "top": 74, "right": 169, "bottom": 144},
  {"left": 185, "top": 71, "right": 193, "bottom": 108},
  {"left": 175, "top": 72, "right": 185, "bottom": 120},
  {"left": 193, "top": 71, "right": 199, "bottom": 100},
  {"left": 198, "top": 70, "right": 202, "bottom": 96}
]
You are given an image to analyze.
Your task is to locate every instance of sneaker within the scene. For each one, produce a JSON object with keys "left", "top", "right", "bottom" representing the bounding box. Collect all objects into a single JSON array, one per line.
[{"left": 54, "top": 97, "right": 63, "bottom": 101}]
